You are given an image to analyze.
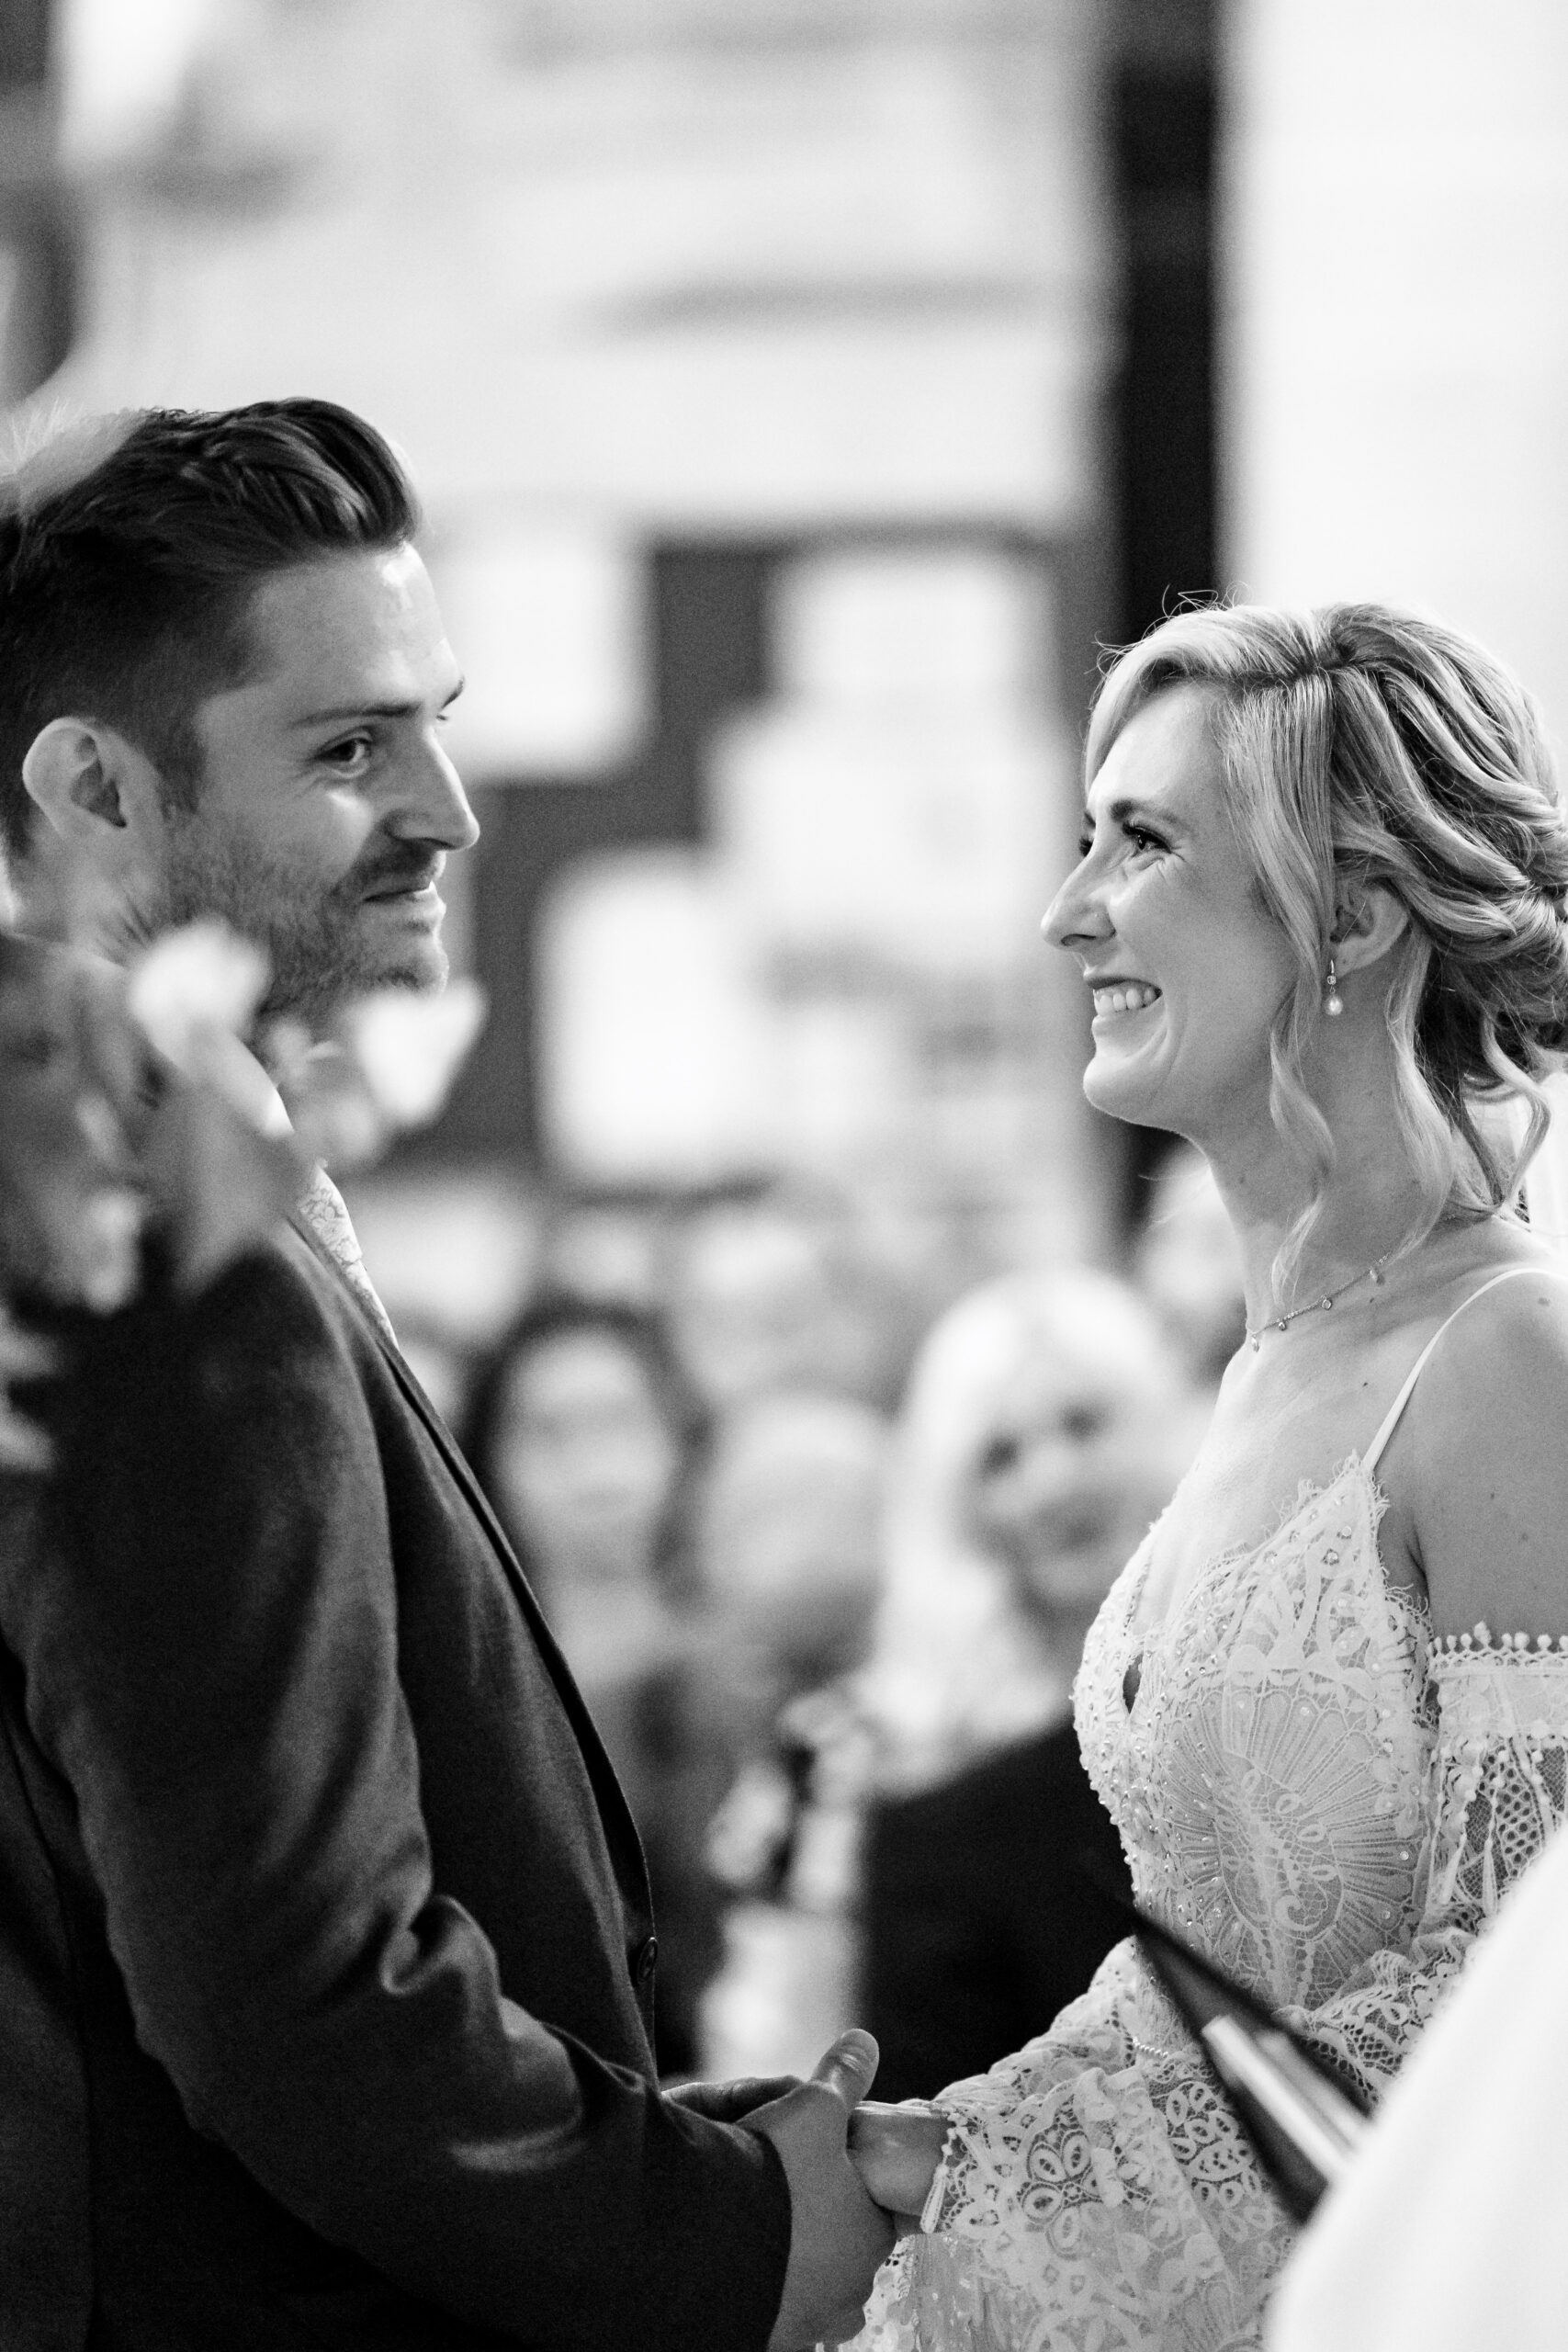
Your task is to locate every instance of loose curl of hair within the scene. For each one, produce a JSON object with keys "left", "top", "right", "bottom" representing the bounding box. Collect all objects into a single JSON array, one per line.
[{"left": 1088, "top": 602, "right": 1568, "bottom": 1290}]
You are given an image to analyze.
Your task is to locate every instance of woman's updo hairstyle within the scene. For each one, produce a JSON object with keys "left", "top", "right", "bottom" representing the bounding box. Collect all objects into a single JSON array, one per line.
[{"left": 1088, "top": 602, "right": 1568, "bottom": 1282}]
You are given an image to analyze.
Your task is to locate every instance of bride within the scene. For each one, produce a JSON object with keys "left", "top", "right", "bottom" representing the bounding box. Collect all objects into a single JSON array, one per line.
[{"left": 845, "top": 601, "right": 1568, "bottom": 2351}]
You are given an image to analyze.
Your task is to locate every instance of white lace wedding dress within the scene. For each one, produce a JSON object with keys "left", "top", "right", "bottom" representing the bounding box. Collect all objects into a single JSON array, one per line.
[{"left": 854, "top": 1269, "right": 1568, "bottom": 2352}]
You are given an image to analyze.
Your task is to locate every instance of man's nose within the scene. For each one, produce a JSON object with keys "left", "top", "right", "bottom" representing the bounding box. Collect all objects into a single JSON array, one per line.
[{"left": 386, "top": 734, "right": 480, "bottom": 853}]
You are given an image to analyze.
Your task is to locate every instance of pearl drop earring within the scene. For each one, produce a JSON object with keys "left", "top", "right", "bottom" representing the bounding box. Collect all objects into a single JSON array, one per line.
[{"left": 1324, "top": 955, "right": 1344, "bottom": 1017}]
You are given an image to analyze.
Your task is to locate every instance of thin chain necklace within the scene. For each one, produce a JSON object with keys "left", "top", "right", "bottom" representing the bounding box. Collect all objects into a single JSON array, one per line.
[{"left": 1246, "top": 1251, "right": 1393, "bottom": 1351}]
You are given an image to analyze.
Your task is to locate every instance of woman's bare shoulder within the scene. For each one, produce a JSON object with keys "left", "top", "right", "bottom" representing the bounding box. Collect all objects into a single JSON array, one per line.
[{"left": 1405, "top": 1244, "right": 1568, "bottom": 1638}]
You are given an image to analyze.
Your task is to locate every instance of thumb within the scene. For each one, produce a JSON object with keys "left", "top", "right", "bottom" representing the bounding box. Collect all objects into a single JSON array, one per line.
[{"left": 809, "top": 2027, "right": 880, "bottom": 2110}]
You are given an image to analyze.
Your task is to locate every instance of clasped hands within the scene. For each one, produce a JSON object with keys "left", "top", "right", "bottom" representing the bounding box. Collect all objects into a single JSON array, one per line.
[{"left": 671, "top": 2030, "right": 948, "bottom": 2351}]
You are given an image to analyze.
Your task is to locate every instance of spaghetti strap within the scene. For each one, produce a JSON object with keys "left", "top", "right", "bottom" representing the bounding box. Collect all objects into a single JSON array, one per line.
[{"left": 1362, "top": 1262, "right": 1568, "bottom": 1474}]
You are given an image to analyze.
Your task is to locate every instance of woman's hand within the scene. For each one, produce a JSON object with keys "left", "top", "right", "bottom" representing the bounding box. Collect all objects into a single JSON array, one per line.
[{"left": 846, "top": 2099, "right": 949, "bottom": 2220}]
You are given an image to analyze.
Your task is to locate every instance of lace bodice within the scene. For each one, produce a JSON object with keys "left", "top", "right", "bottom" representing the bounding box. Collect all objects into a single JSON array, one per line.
[
  {"left": 1075, "top": 1459, "right": 1432, "bottom": 2014},
  {"left": 852, "top": 1268, "right": 1568, "bottom": 2352}
]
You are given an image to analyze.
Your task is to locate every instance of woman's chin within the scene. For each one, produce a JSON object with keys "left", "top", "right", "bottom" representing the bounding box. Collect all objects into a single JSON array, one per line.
[{"left": 1082, "top": 1051, "right": 1168, "bottom": 1130}]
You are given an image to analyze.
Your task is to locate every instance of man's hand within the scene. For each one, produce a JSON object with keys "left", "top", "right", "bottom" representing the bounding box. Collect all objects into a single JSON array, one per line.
[
  {"left": 666, "top": 2073, "right": 798, "bottom": 2125},
  {"left": 744, "top": 2029, "right": 896, "bottom": 2351}
]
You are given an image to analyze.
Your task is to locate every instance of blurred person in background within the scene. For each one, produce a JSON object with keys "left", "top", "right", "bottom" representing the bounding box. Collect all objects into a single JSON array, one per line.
[
  {"left": 667, "top": 1181, "right": 918, "bottom": 1417},
  {"left": 535, "top": 1191, "right": 669, "bottom": 1314},
  {"left": 0, "top": 399, "right": 891, "bottom": 2352},
  {"left": 858, "top": 1267, "right": 1195, "bottom": 2101},
  {"left": 1134, "top": 1138, "right": 1247, "bottom": 1387},
  {"left": 698, "top": 1388, "right": 893, "bottom": 2082},
  {"left": 462, "top": 1294, "right": 725, "bottom": 2073},
  {"left": 847, "top": 603, "right": 1568, "bottom": 2352}
]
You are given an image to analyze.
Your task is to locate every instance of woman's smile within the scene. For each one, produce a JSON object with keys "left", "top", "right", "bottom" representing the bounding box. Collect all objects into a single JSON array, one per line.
[
  {"left": 1090, "top": 979, "right": 1163, "bottom": 1021},
  {"left": 1043, "top": 683, "right": 1297, "bottom": 1139}
]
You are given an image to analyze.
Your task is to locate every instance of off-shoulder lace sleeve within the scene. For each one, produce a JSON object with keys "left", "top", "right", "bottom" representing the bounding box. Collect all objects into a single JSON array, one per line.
[
  {"left": 852, "top": 1637, "right": 1568, "bottom": 2352},
  {"left": 1280, "top": 1636, "right": 1568, "bottom": 2100}
]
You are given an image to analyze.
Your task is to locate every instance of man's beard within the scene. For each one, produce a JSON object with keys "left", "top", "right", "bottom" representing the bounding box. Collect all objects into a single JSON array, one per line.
[{"left": 156, "top": 821, "right": 447, "bottom": 1031}]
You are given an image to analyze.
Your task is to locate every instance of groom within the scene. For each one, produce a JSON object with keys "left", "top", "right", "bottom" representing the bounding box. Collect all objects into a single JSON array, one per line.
[{"left": 0, "top": 399, "right": 892, "bottom": 2350}]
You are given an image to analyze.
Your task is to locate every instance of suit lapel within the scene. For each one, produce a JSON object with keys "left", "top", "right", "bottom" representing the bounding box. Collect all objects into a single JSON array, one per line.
[
  {"left": 387, "top": 1343, "right": 649, "bottom": 1875},
  {"left": 285, "top": 1216, "right": 648, "bottom": 1872}
]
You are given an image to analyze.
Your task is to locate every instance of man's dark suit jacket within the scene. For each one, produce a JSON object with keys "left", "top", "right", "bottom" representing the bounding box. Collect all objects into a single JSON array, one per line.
[
  {"left": 860, "top": 1717, "right": 1133, "bottom": 2103},
  {"left": 0, "top": 1229, "right": 790, "bottom": 2351}
]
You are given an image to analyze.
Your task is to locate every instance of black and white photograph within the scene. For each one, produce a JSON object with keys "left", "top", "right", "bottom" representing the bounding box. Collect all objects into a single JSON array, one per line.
[{"left": 3, "top": 4, "right": 1567, "bottom": 2347}]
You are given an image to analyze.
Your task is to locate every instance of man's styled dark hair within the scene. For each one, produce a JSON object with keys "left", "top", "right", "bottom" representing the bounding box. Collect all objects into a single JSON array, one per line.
[{"left": 0, "top": 397, "right": 420, "bottom": 858}]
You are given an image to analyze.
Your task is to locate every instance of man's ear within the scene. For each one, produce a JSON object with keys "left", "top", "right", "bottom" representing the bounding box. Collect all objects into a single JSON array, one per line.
[
  {"left": 21, "top": 718, "right": 141, "bottom": 837},
  {"left": 1331, "top": 880, "right": 1408, "bottom": 975},
  {"left": 15, "top": 719, "right": 173, "bottom": 952}
]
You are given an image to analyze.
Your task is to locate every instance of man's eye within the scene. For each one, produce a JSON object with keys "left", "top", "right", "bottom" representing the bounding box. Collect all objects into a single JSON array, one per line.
[{"left": 321, "top": 733, "right": 373, "bottom": 770}]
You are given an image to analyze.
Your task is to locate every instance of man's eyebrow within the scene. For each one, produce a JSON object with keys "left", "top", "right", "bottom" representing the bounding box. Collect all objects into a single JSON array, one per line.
[{"left": 290, "top": 677, "right": 465, "bottom": 730}]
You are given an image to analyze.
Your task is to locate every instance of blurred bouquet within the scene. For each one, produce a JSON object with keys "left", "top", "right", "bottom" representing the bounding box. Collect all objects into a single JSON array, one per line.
[{"left": 0, "top": 919, "right": 484, "bottom": 1469}]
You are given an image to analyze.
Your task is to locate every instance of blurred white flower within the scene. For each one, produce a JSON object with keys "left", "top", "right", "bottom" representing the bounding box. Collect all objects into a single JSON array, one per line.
[
  {"left": 126, "top": 921, "right": 289, "bottom": 1138},
  {"left": 0, "top": 931, "right": 150, "bottom": 1317},
  {"left": 74, "top": 1186, "right": 147, "bottom": 1314},
  {"left": 280, "top": 1043, "right": 388, "bottom": 1172},
  {"left": 2, "top": 925, "right": 486, "bottom": 1384},
  {"left": 0, "top": 1307, "right": 60, "bottom": 1474},
  {"left": 338, "top": 978, "right": 488, "bottom": 1130},
  {"left": 127, "top": 920, "right": 270, "bottom": 1071}
]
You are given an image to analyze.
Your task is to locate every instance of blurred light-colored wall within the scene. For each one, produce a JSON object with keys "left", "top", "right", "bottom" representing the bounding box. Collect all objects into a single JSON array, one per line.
[
  {"left": 1224, "top": 0, "right": 1568, "bottom": 732},
  {"left": 48, "top": 0, "right": 1109, "bottom": 537},
  {"left": 9, "top": 0, "right": 1124, "bottom": 1270}
]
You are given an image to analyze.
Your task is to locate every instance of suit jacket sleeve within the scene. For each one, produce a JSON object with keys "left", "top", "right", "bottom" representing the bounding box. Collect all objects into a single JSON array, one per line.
[{"left": 9, "top": 1247, "right": 789, "bottom": 2351}]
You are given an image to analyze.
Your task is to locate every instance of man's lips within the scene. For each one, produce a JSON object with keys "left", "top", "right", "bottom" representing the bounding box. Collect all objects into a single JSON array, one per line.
[{"left": 361, "top": 866, "right": 443, "bottom": 902}]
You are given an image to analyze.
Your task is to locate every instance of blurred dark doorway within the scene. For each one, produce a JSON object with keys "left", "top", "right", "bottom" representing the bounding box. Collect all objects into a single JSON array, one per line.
[
  {"left": 434, "top": 543, "right": 781, "bottom": 1163},
  {"left": 1106, "top": 0, "right": 1220, "bottom": 1226},
  {"left": 1111, "top": 0, "right": 1219, "bottom": 648},
  {"left": 0, "top": 0, "right": 77, "bottom": 406}
]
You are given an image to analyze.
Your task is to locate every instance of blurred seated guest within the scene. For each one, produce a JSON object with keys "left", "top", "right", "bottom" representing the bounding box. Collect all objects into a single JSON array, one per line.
[
  {"left": 859, "top": 1267, "right": 1198, "bottom": 2100},
  {"left": 697, "top": 1388, "right": 893, "bottom": 2080},
  {"left": 666, "top": 1179, "right": 918, "bottom": 1416},
  {"left": 1134, "top": 1138, "right": 1248, "bottom": 1387},
  {"left": 461, "top": 1295, "right": 723, "bottom": 2073},
  {"left": 536, "top": 1190, "right": 667, "bottom": 1314},
  {"left": 700, "top": 1386, "right": 893, "bottom": 1747}
]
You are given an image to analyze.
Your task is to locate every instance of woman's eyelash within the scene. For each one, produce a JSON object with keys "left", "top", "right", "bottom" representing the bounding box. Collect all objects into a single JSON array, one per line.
[{"left": 1077, "top": 823, "right": 1165, "bottom": 860}]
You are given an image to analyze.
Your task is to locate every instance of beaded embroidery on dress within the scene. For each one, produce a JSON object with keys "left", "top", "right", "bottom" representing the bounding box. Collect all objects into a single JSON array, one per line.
[{"left": 851, "top": 1268, "right": 1568, "bottom": 2352}]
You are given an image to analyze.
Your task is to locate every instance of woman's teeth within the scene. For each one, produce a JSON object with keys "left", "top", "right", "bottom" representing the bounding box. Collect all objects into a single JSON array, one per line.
[{"left": 1093, "top": 982, "right": 1162, "bottom": 1016}]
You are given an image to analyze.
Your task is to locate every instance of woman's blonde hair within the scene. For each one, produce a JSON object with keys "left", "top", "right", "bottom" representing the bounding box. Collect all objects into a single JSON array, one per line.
[
  {"left": 1089, "top": 602, "right": 1568, "bottom": 1285},
  {"left": 864, "top": 1267, "right": 1189, "bottom": 1792}
]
